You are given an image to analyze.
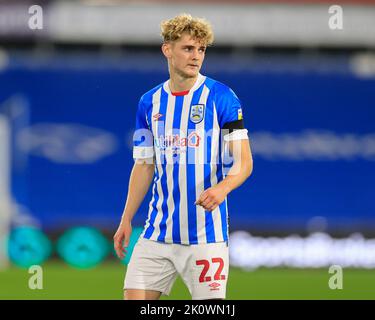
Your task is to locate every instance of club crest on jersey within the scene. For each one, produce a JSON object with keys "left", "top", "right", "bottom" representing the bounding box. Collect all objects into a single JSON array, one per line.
[{"left": 190, "top": 104, "right": 205, "bottom": 124}]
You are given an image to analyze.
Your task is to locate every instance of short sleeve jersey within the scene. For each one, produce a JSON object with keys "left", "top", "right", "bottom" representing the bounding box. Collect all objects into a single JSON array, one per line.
[{"left": 133, "top": 73, "right": 248, "bottom": 245}]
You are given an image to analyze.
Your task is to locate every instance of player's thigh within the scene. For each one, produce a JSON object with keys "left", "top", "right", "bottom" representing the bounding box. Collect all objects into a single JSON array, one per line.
[
  {"left": 124, "top": 289, "right": 162, "bottom": 300},
  {"left": 124, "top": 238, "right": 177, "bottom": 297}
]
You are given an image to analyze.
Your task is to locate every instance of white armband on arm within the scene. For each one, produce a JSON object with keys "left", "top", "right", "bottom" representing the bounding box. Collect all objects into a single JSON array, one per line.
[
  {"left": 133, "top": 146, "right": 154, "bottom": 159},
  {"left": 223, "top": 129, "right": 249, "bottom": 142}
]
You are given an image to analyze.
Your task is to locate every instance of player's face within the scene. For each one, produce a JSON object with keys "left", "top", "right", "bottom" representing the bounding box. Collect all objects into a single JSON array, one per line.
[{"left": 166, "top": 34, "right": 206, "bottom": 79}]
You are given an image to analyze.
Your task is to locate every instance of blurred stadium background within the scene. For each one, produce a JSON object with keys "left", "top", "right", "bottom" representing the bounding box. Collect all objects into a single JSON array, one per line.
[{"left": 0, "top": 0, "right": 375, "bottom": 299}]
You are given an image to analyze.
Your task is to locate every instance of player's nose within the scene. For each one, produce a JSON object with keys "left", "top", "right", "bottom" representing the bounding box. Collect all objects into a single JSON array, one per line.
[{"left": 191, "top": 49, "right": 200, "bottom": 60}]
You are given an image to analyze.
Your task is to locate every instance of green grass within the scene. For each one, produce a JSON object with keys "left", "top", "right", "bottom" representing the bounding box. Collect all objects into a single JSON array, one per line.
[{"left": 0, "top": 261, "right": 374, "bottom": 300}]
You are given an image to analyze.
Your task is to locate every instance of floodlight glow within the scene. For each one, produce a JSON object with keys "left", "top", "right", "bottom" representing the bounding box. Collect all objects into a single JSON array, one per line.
[
  {"left": 7, "top": 226, "right": 52, "bottom": 268},
  {"left": 57, "top": 227, "right": 110, "bottom": 269}
]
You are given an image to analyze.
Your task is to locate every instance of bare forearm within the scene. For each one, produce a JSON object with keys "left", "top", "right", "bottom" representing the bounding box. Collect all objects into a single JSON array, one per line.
[
  {"left": 121, "top": 160, "right": 155, "bottom": 223},
  {"left": 195, "top": 156, "right": 252, "bottom": 212},
  {"left": 217, "top": 138, "right": 253, "bottom": 194},
  {"left": 217, "top": 159, "right": 252, "bottom": 194}
]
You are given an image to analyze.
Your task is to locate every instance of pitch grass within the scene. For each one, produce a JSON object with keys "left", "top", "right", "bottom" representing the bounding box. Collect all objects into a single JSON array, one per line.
[{"left": 0, "top": 261, "right": 374, "bottom": 300}]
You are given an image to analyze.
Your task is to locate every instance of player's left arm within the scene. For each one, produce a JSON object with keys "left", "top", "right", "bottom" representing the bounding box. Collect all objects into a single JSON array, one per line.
[
  {"left": 195, "top": 135, "right": 253, "bottom": 212},
  {"left": 196, "top": 84, "right": 253, "bottom": 212}
]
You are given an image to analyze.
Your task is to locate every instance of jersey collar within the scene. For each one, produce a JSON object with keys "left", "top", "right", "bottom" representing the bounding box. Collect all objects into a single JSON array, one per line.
[{"left": 163, "top": 73, "right": 206, "bottom": 95}]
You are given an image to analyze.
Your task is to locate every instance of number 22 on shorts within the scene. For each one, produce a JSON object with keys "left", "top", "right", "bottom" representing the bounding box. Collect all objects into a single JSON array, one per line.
[{"left": 195, "top": 258, "right": 226, "bottom": 283}]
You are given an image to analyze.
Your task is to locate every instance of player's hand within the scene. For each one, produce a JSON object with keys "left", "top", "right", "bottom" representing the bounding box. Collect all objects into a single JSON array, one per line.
[
  {"left": 113, "top": 220, "right": 132, "bottom": 259},
  {"left": 195, "top": 185, "right": 228, "bottom": 212}
]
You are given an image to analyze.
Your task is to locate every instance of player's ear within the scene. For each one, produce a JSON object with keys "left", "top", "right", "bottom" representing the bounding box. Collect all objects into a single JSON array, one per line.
[{"left": 162, "top": 42, "right": 172, "bottom": 59}]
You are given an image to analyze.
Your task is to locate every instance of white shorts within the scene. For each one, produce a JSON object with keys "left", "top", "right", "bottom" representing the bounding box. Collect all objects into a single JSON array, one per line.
[{"left": 124, "top": 237, "right": 229, "bottom": 300}]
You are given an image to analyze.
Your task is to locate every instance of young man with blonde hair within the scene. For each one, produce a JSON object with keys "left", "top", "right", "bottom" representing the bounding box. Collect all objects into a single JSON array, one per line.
[{"left": 114, "top": 13, "right": 253, "bottom": 300}]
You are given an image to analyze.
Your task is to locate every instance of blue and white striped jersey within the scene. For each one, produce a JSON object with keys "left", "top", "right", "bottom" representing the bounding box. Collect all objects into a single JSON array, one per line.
[{"left": 133, "top": 73, "right": 248, "bottom": 245}]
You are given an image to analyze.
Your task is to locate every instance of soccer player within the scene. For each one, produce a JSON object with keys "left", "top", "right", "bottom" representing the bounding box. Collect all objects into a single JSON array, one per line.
[{"left": 114, "top": 13, "right": 253, "bottom": 300}]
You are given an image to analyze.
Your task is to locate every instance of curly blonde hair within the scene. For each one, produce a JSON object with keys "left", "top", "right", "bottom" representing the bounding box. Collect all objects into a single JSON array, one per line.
[{"left": 161, "top": 13, "right": 214, "bottom": 46}]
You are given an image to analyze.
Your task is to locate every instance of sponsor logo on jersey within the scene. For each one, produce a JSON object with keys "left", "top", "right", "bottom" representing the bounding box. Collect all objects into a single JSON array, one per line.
[
  {"left": 238, "top": 108, "right": 243, "bottom": 120},
  {"left": 154, "top": 131, "right": 201, "bottom": 149}
]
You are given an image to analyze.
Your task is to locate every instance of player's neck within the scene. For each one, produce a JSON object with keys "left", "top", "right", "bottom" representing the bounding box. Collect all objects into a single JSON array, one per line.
[{"left": 168, "top": 72, "right": 198, "bottom": 93}]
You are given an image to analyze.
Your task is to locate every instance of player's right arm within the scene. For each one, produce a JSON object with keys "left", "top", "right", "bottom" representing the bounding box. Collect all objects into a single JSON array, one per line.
[
  {"left": 114, "top": 95, "right": 155, "bottom": 259},
  {"left": 114, "top": 158, "right": 154, "bottom": 259}
]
